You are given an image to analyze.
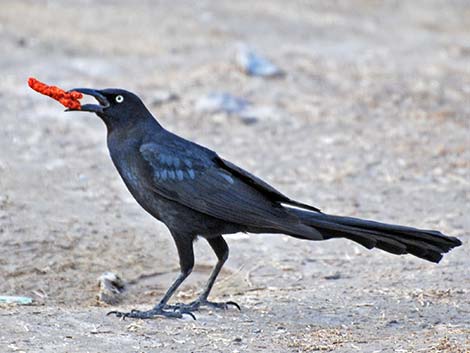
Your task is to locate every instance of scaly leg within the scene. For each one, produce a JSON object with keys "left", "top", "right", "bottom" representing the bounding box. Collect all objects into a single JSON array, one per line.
[
  {"left": 168, "top": 236, "right": 240, "bottom": 312},
  {"left": 108, "top": 233, "right": 196, "bottom": 319}
]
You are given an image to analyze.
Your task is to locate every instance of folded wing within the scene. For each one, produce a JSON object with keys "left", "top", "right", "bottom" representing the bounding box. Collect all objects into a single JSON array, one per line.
[{"left": 139, "top": 142, "right": 293, "bottom": 228}]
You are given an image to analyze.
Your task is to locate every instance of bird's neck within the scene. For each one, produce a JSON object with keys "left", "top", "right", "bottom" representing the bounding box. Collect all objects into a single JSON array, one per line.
[
  {"left": 106, "top": 114, "right": 163, "bottom": 144},
  {"left": 103, "top": 110, "right": 162, "bottom": 133}
]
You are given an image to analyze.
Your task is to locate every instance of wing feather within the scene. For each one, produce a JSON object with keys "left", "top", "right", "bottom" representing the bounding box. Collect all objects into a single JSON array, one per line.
[
  {"left": 139, "top": 142, "right": 290, "bottom": 228},
  {"left": 217, "top": 158, "right": 321, "bottom": 213}
]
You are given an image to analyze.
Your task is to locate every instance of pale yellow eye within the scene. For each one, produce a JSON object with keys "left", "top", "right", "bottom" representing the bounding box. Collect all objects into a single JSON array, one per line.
[{"left": 115, "top": 95, "right": 124, "bottom": 103}]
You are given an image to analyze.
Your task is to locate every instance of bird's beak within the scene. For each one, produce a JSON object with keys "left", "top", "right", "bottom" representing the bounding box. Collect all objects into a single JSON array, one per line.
[{"left": 67, "top": 88, "right": 110, "bottom": 113}]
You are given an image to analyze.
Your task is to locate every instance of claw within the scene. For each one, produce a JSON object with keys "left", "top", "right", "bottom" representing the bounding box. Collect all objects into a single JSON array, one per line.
[
  {"left": 168, "top": 298, "right": 241, "bottom": 313},
  {"left": 180, "top": 310, "right": 197, "bottom": 320},
  {"left": 106, "top": 300, "right": 238, "bottom": 320},
  {"left": 106, "top": 310, "right": 122, "bottom": 317},
  {"left": 106, "top": 307, "right": 185, "bottom": 320},
  {"left": 106, "top": 310, "right": 129, "bottom": 320},
  {"left": 226, "top": 301, "right": 241, "bottom": 311}
]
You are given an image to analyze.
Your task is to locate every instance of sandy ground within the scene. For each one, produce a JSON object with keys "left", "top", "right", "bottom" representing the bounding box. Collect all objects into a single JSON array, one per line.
[{"left": 0, "top": 0, "right": 469, "bottom": 352}]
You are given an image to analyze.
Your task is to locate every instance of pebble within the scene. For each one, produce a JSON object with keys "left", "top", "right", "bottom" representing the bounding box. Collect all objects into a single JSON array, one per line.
[
  {"left": 195, "top": 92, "right": 249, "bottom": 114},
  {"left": 150, "top": 90, "right": 179, "bottom": 106},
  {"left": 195, "top": 93, "right": 278, "bottom": 125},
  {"left": 0, "top": 296, "right": 33, "bottom": 305},
  {"left": 97, "top": 272, "right": 126, "bottom": 305},
  {"left": 236, "top": 44, "right": 284, "bottom": 77}
]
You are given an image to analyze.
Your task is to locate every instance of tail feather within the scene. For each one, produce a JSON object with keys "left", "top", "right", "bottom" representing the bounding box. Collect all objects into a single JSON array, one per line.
[{"left": 289, "top": 209, "right": 462, "bottom": 263}]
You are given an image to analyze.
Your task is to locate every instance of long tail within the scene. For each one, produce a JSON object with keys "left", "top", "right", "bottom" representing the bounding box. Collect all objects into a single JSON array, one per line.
[{"left": 289, "top": 209, "right": 462, "bottom": 263}]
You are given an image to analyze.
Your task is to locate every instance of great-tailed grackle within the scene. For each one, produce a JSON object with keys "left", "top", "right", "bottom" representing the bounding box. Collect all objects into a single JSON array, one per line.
[{"left": 67, "top": 88, "right": 461, "bottom": 320}]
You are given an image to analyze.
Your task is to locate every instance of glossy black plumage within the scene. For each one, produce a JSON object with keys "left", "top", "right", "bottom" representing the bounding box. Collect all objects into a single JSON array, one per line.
[{"left": 68, "top": 87, "right": 462, "bottom": 320}]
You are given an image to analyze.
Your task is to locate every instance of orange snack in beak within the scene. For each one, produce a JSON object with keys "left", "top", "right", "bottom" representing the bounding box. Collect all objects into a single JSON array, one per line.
[{"left": 28, "top": 77, "right": 83, "bottom": 110}]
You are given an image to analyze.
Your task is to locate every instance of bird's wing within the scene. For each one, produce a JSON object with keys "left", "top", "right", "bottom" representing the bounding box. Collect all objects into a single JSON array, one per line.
[
  {"left": 216, "top": 158, "right": 321, "bottom": 213},
  {"left": 139, "top": 142, "right": 292, "bottom": 228}
]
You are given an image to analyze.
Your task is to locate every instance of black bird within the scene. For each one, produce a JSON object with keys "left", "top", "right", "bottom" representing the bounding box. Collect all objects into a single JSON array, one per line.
[{"left": 67, "top": 88, "right": 461, "bottom": 320}]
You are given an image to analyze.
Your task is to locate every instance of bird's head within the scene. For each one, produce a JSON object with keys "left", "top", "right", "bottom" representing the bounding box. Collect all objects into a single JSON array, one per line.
[{"left": 67, "top": 88, "right": 151, "bottom": 128}]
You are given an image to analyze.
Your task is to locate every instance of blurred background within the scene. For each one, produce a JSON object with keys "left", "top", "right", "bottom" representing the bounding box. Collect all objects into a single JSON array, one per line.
[{"left": 0, "top": 1, "right": 469, "bottom": 352}]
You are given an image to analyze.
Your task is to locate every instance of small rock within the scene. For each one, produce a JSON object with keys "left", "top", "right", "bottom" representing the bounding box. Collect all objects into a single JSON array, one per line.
[
  {"left": 239, "top": 106, "right": 277, "bottom": 125},
  {"left": 324, "top": 272, "right": 342, "bottom": 280},
  {"left": 236, "top": 44, "right": 284, "bottom": 78},
  {"left": 97, "top": 272, "right": 126, "bottom": 305},
  {"left": 195, "top": 93, "right": 277, "bottom": 125},
  {"left": 0, "top": 296, "right": 33, "bottom": 305},
  {"left": 195, "top": 92, "right": 249, "bottom": 114},
  {"left": 150, "top": 90, "right": 179, "bottom": 106},
  {"left": 16, "top": 38, "right": 27, "bottom": 47}
]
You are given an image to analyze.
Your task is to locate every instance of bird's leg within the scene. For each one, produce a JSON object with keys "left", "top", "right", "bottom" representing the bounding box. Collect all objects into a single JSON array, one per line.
[
  {"left": 168, "top": 236, "right": 240, "bottom": 312},
  {"left": 107, "top": 234, "right": 196, "bottom": 320}
]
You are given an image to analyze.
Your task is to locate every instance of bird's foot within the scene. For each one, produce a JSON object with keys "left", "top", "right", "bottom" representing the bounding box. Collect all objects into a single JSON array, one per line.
[
  {"left": 167, "top": 298, "right": 240, "bottom": 312},
  {"left": 107, "top": 306, "right": 196, "bottom": 320}
]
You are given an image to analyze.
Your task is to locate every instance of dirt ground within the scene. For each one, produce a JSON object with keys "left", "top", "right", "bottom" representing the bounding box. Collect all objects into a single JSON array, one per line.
[{"left": 1, "top": 1, "right": 469, "bottom": 352}]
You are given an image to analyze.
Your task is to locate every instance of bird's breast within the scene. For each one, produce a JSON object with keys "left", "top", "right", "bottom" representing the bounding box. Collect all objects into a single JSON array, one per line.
[
  {"left": 112, "top": 152, "right": 142, "bottom": 188},
  {"left": 108, "top": 139, "right": 143, "bottom": 187}
]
